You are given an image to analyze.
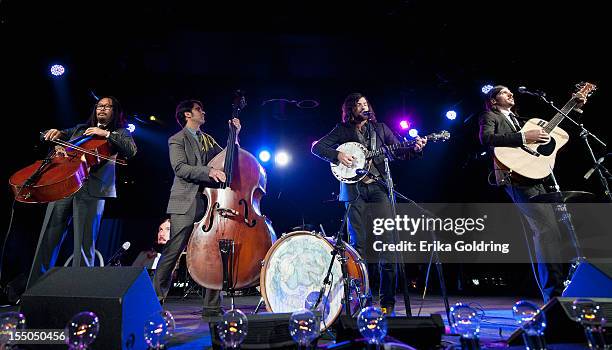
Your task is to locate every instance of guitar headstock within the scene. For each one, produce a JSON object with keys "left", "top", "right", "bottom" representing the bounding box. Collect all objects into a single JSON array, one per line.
[
  {"left": 574, "top": 82, "right": 597, "bottom": 98},
  {"left": 426, "top": 130, "right": 451, "bottom": 142}
]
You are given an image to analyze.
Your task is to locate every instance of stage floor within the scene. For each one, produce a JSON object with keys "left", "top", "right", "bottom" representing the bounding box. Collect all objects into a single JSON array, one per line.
[
  {"left": 161, "top": 293, "right": 577, "bottom": 349},
  {"left": 1, "top": 292, "right": 590, "bottom": 349}
]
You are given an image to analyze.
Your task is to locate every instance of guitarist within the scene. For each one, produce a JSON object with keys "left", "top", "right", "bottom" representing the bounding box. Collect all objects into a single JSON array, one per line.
[
  {"left": 312, "top": 92, "right": 426, "bottom": 316},
  {"left": 479, "top": 85, "right": 586, "bottom": 302}
]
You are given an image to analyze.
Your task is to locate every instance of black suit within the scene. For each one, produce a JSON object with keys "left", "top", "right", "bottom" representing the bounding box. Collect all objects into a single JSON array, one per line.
[
  {"left": 312, "top": 121, "right": 419, "bottom": 308},
  {"left": 27, "top": 124, "right": 137, "bottom": 289},
  {"left": 479, "top": 110, "right": 565, "bottom": 302}
]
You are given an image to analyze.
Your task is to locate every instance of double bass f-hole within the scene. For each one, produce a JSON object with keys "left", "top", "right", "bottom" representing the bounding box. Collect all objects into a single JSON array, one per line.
[{"left": 239, "top": 199, "right": 257, "bottom": 227}]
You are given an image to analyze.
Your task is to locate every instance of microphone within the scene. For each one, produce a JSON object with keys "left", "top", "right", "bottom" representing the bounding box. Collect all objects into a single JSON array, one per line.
[
  {"left": 356, "top": 168, "right": 369, "bottom": 176},
  {"left": 362, "top": 111, "right": 373, "bottom": 120},
  {"left": 517, "top": 86, "right": 545, "bottom": 97},
  {"left": 107, "top": 241, "right": 131, "bottom": 266}
]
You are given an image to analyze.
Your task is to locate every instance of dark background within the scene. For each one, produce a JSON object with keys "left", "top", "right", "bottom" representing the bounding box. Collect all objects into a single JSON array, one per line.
[{"left": 1, "top": 0, "right": 609, "bottom": 299}]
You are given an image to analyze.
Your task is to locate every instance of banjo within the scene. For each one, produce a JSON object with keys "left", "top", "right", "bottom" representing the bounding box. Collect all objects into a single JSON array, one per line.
[{"left": 330, "top": 130, "right": 450, "bottom": 183}]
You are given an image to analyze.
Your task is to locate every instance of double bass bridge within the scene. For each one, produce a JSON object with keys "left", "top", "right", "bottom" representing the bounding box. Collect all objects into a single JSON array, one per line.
[{"left": 216, "top": 207, "right": 239, "bottom": 218}]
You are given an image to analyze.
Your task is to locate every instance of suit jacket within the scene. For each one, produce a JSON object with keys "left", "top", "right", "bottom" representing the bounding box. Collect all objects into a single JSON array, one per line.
[
  {"left": 312, "top": 121, "right": 418, "bottom": 202},
  {"left": 166, "top": 127, "right": 223, "bottom": 214},
  {"left": 45, "top": 124, "right": 137, "bottom": 198},
  {"left": 478, "top": 110, "right": 535, "bottom": 186}
]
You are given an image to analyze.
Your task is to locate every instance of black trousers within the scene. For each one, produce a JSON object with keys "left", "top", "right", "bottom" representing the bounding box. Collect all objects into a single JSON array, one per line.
[
  {"left": 27, "top": 185, "right": 105, "bottom": 290},
  {"left": 505, "top": 183, "right": 566, "bottom": 302},
  {"left": 153, "top": 193, "right": 220, "bottom": 311},
  {"left": 346, "top": 182, "right": 398, "bottom": 307}
]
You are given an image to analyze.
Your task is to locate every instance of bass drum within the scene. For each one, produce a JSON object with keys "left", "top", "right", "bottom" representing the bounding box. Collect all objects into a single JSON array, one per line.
[{"left": 260, "top": 231, "right": 369, "bottom": 330}]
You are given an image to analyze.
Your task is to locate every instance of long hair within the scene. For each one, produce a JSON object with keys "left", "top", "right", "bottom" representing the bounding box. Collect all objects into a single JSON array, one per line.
[
  {"left": 87, "top": 96, "right": 126, "bottom": 131},
  {"left": 175, "top": 99, "right": 203, "bottom": 128},
  {"left": 342, "top": 93, "right": 376, "bottom": 124}
]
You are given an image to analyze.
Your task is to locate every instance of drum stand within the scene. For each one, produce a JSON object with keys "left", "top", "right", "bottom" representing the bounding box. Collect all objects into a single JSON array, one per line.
[{"left": 313, "top": 202, "right": 354, "bottom": 317}]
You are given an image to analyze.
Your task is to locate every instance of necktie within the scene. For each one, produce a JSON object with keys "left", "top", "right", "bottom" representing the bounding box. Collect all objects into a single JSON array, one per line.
[
  {"left": 195, "top": 131, "right": 205, "bottom": 151},
  {"left": 509, "top": 112, "right": 521, "bottom": 131}
]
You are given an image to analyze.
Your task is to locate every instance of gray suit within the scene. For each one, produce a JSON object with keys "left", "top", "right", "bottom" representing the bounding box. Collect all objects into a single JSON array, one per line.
[
  {"left": 27, "top": 124, "right": 137, "bottom": 289},
  {"left": 154, "top": 127, "right": 223, "bottom": 311}
]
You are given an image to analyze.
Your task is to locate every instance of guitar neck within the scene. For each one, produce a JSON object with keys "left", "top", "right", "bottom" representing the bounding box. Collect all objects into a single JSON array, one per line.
[{"left": 543, "top": 97, "right": 580, "bottom": 133}]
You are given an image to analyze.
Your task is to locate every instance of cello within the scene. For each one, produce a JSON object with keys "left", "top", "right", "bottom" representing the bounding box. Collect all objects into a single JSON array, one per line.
[
  {"left": 9, "top": 134, "right": 126, "bottom": 203},
  {"left": 186, "top": 91, "right": 276, "bottom": 297}
]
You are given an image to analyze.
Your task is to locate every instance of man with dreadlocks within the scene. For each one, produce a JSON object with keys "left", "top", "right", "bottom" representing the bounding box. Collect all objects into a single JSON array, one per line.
[
  {"left": 27, "top": 96, "right": 137, "bottom": 289},
  {"left": 312, "top": 93, "right": 426, "bottom": 316},
  {"left": 153, "top": 99, "right": 241, "bottom": 318}
]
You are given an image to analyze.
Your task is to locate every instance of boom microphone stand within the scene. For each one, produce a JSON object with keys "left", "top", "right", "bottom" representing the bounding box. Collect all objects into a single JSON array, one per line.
[
  {"left": 530, "top": 88, "right": 611, "bottom": 202},
  {"left": 370, "top": 123, "right": 451, "bottom": 323}
]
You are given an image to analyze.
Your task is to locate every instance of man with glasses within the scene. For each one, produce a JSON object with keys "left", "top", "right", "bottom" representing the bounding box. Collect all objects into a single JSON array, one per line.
[{"left": 26, "top": 96, "right": 137, "bottom": 290}]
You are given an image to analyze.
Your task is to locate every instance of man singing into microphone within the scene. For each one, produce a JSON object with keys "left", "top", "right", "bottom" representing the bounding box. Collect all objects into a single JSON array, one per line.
[
  {"left": 311, "top": 93, "right": 426, "bottom": 316},
  {"left": 479, "top": 85, "right": 585, "bottom": 302}
]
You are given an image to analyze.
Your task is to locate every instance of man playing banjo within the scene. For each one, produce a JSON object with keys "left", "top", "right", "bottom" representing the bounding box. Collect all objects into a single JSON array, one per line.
[{"left": 311, "top": 92, "right": 427, "bottom": 316}]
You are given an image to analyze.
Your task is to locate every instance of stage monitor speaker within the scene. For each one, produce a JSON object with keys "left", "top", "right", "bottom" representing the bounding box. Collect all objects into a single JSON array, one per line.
[
  {"left": 508, "top": 297, "right": 612, "bottom": 346},
  {"left": 335, "top": 314, "right": 444, "bottom": 350},
  {"left": 563, "top": 261, "right": 612, "bottom": 298},
  {"left": 20, "top": 267, "right": 161, "bottom": 350},
  {"left": 209, "top": 312, "right": 297, "bottom": 349}
]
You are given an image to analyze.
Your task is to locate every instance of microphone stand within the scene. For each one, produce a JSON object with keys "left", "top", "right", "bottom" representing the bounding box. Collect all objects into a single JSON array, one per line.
[
  {"left": 360, "top": 167, "right": 452, "bottom": 327},
  {"left": 533, "top": 91, "right": 610, "bottom": 291},
  {"left": 536, "top": 93, "right": 611, "bottom": 202},
  {"left": 370, "top": 122, "right": 451, "bottom": 323}
]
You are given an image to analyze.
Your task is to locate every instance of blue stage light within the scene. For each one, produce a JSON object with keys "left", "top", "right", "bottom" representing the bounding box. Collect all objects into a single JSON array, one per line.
[
  {"left": 50, "top": 64, "right": 65, "bottom": 77},
  {"left": 258, "top": 150, "right": 271, "bottom": 163},
  {"left": 481, "top": 85, "right": 494, "bottom": 94}
]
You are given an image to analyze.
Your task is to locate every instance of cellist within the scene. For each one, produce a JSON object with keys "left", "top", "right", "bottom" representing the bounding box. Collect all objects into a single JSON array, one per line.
[
  {"left": 27, "top": 96, "right": 137, "bottom": 290},
  {"left": 153, "top": 99, "right": 240, "bottom": 319}
]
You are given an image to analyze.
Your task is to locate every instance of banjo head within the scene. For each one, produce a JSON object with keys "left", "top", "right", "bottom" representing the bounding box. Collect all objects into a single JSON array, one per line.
[{"left": 330, "top": 142, "right": 368, "bottom": 183}]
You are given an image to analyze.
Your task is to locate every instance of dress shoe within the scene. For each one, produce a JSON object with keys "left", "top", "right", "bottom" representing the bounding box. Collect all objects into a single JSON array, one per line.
[{"left": 381, "top": 305, "right": 395, "bottom": 317}]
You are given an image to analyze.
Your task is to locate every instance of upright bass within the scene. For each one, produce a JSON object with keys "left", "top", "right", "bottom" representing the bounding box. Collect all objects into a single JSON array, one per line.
[{"left": 186, "top": 91, "right": 276, "bottom": 291}]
